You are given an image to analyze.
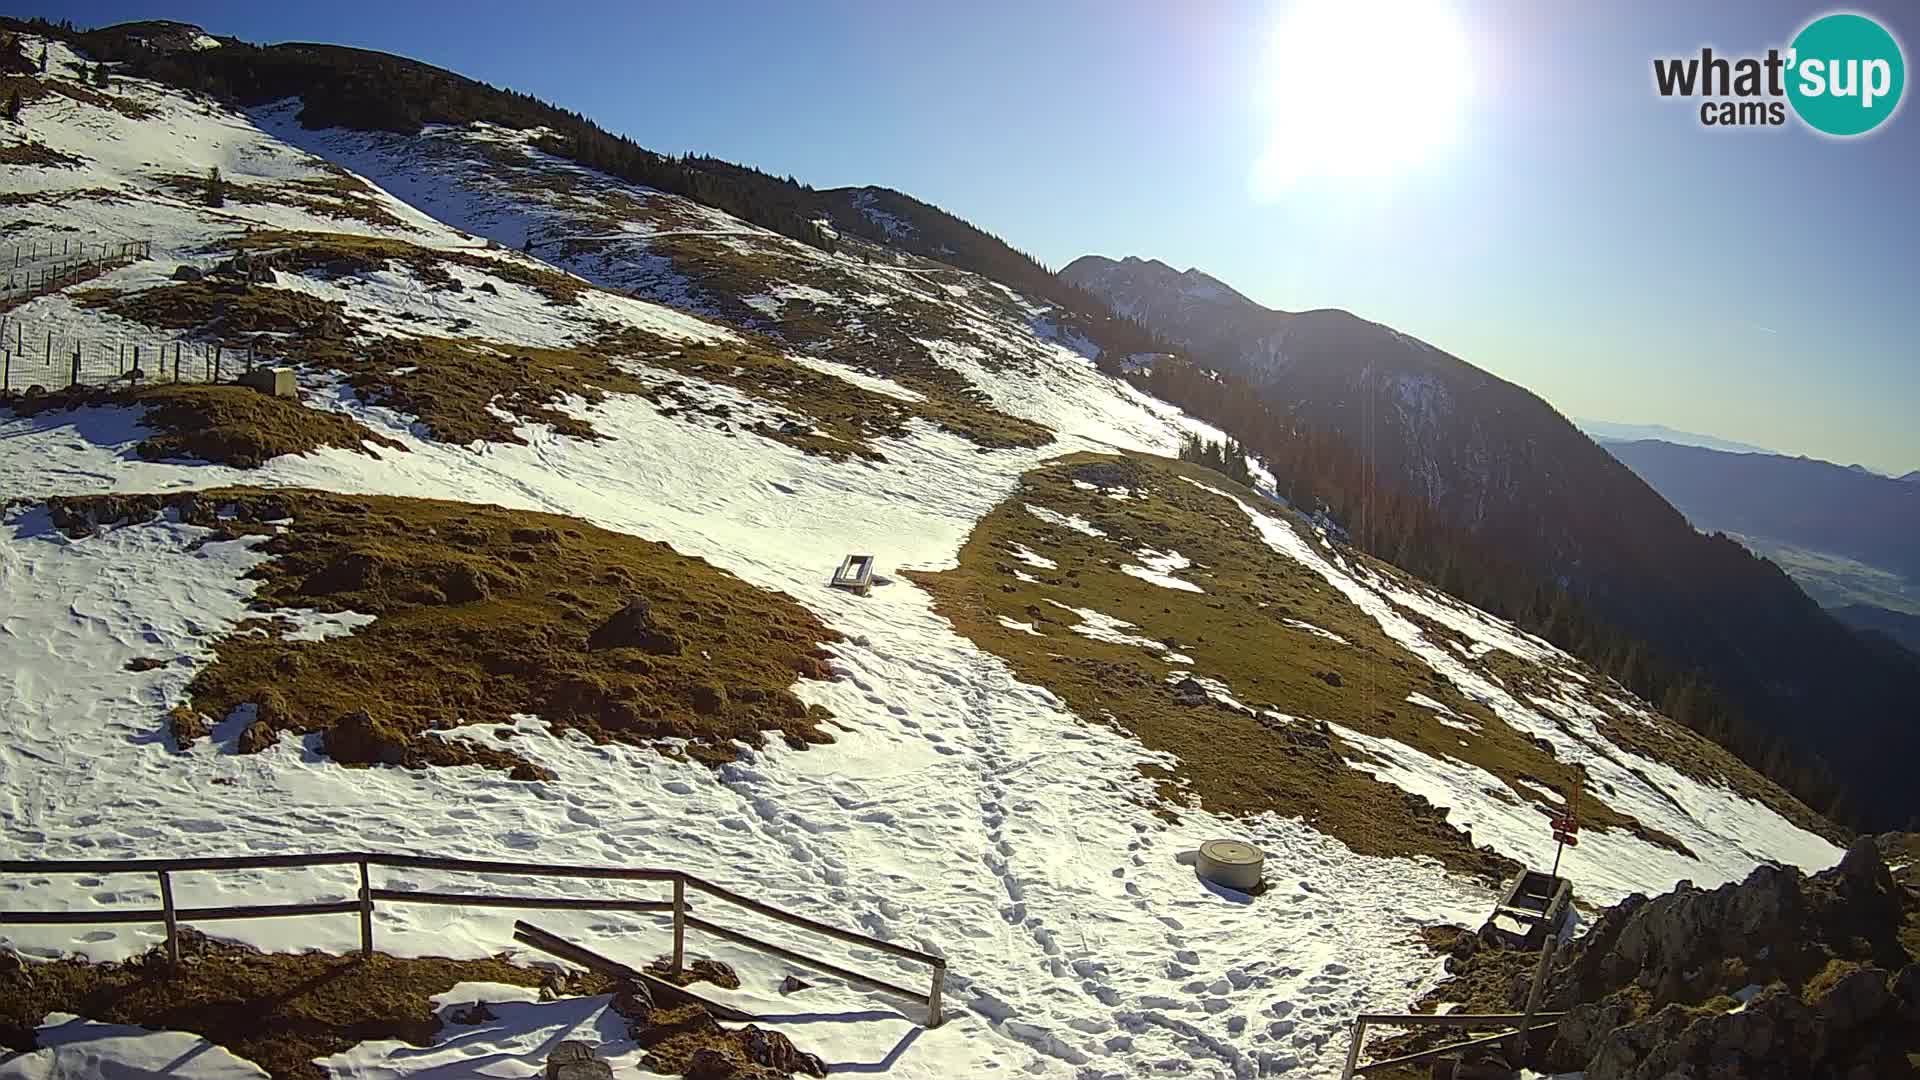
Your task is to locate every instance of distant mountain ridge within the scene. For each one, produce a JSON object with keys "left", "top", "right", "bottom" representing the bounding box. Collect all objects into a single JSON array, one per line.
[
  {"left": 1602, "top": 439, "right": 1920, "bottom": 585},
  {"left": 1577, "top": 419, "right": 1777, "bottom": 456},
  {"left": 1063, "top": 252, "right": 1920, "bottom": 830}
]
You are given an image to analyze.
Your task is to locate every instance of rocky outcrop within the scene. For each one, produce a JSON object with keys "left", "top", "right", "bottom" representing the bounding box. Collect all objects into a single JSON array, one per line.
[{"left": 1539, "top": 835, "right": 1918, "bottom": 1078}]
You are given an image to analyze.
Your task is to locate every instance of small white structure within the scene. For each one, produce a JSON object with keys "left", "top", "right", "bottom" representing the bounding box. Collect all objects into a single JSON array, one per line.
[
  {"left": 830, "top": 554, "right": 876, "bottom": 595},
  {"left": 1196, "top": 839, "right": 1264, "bottom": 891},
  {"left": 237, "top": 366, "right": 296, "bottom": 399}
]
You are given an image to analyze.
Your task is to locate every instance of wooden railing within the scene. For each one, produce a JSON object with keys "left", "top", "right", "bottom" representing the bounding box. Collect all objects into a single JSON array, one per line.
[{"left": 0, "top": 852, "right": 947, "bottom": 1026}]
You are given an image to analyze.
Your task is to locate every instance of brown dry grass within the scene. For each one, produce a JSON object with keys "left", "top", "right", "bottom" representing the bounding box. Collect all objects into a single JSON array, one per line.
[
  {"left": 1, "top": 384, "right": 405, "bottom": 468},
  {"left": 912, "top": 452, "right": 1703, "bottom": 880},
  {"left": 84, "top": 231, "right": 1049, "bottom": 457},
  {"left": 151, "top": 172, "right": 410, "bottom": 230},
  {"left": 0, "top": 139, "right": 84, "bottom": 167},
  {"left": 48, "top": 488, "right": 841, "bottom": 775},
  {"left": 0, "top": 931, "right": 553, "bottom": 1080},
  {"left": 76, "top": 280, "right": 352, "bottom": 339}
]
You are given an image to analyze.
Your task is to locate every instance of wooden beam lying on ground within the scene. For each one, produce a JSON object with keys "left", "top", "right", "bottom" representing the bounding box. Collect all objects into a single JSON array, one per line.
[{"left": 511, "top": 919, "right": 755, "bottom": 1022}]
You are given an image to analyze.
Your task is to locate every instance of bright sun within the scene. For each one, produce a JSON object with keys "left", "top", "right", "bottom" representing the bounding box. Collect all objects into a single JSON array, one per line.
[{"left": 1251, "top": 0, "right": 1473, "bottom": 196}]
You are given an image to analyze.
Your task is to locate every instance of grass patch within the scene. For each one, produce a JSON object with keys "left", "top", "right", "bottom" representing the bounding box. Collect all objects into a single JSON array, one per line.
[
  {"left": 48, "top": 488, "right": 842, "bottom": 775},
  {"left": 0, "top": 931, "right": 555, "bottom": 1080},
  {"left": 76, "top": 280, "right": 352, "bottom": 339},
  {"left": 152, "top": 171, "right": 410, "bottom": 230},
  {"left": 912, "top": 453, "right": 1692, "bottom": 879},
  {"left": 0, "top": 139, "right": 84, "bottom": 168},
  {"left": 83, "top": 231, "right": 1047, "bottom": 456},
  {"left": 227, "top": 230, "right": 589, "bottom": 306},
  {"left": 644, "top": 233, "right": 1051, "bottom": 450},
  {"left": 0, "top": 383, "right": 405, "bottom": 468}
]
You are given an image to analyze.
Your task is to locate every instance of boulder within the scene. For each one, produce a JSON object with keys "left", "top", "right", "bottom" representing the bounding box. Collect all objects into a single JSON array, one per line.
[
  {"left": 171, "top": 264, "right": 203, "bottom": 282},
  {"left": 690, "top": 684, "right": 726, "bottom": 715},
  {"left": 544, "top": 1040, "right": 612, "bottom": 1080},
  {"left": 779, "top": 975, "right": 812, "bottom": 995}
]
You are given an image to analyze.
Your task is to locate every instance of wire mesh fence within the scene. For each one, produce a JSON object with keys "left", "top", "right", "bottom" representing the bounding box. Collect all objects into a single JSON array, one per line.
[
  {"left": 0, "top": 314, "right": 271, "bottom": 395},
  {"left": 1, "top": 239, "right": 153, "bottom": 299}
]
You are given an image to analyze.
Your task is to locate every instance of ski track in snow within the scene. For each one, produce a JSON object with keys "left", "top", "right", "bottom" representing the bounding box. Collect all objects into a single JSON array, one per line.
[{"left": 0, "top": 36, "right": 1843, "bottom": 1078}]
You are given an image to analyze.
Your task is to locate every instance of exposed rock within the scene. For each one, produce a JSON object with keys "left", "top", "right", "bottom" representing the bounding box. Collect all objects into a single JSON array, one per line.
[
  {"left": 690, "top": 684, "right": 726, "bottom": 715},
  {"left": 449, "top": 1001, "right": 495, "bottom": 1024},
  {"left": 545, "top": 1040, "right": 612, "bottom": 1080},
  {"left": 610, "top": 979, "right": 655, "bottom": 1022},
  {"left": 683, "top": 1048, "right": 734, "bottom": 1079},
  {"left": 1538, "top": 834, "right": 1918, "bottom": 1078},
  {"left": 1313, "top": 669, "right": 1343, "bottom": 688},
  {"left": 171, "top": 264, "right": 203, "bottom": 282},
  {"left": 739, "top": 1025, "right": 828, "bottom": 1077},
  {"left": 1171, "top": 677, "right": 1208, "bottom": 707},
  {"left": 778, "top": 975, "right": 812, "bottom": 995}
]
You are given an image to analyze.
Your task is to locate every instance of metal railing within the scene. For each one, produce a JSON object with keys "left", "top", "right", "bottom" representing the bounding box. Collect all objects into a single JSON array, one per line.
[{"left": 0, "top": 851, "right": 948, "bottom": 1027}]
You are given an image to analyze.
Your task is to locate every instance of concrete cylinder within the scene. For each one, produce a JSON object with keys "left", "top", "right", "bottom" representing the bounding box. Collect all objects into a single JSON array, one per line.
[{"left": 1196, "top": 839, "right": 1264, "bottom": 891}]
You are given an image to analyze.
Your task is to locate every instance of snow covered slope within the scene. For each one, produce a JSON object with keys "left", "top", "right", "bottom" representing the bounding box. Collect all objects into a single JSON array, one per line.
[{"left": 0, "top": 33, "right": 1843, "bottom": 1079}]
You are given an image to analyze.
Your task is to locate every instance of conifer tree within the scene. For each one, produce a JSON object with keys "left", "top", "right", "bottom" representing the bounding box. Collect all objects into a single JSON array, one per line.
[
  {"left": 207, "top": 166, "right": 224, "bottom": 208},
  {"left": 5, "top": 90, "right": 20, "bottom": 123}
]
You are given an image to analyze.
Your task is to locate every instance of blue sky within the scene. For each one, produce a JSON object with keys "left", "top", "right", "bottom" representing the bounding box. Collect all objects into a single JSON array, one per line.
[{"left": 36, "top": 1, "right": 1920, "bottom": 473}]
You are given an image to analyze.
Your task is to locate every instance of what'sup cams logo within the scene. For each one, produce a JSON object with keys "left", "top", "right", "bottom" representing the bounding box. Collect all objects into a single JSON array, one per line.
[{"left": 1654, "top": 11, "right": 1905, "bottom": 135}]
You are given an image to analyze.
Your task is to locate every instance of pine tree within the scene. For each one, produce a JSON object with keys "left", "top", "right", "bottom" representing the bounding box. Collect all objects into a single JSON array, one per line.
[
  {"left": 94, "top": 63, "right": 109, "bottom": 89},
  {"left": 4, "top": 91, "right": 20, "bottom": 123},
  {"left": 37, "top": 48, "right": 46, "bottom": 73},
  {"left": 207, "top": 166, "right": 224, "bottom": 208}
]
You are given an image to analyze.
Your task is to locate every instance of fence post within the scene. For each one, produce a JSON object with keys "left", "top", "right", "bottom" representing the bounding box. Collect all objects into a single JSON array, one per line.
[
  {"left": 70, "top": 348, "right": 79, "bottom": 388},
  {"left": 671, "top": 876, "right": 686, "bottom": 974},
  {"left": 927, "top": 960, "right": 946, "bottom": 1027},
  {"left": 1340, "top": 1018, "right": 1365, "bottom": 1080},
  {"left": 172, "top": 346, "right": 180, "bottom": 384},
  {"left": 1513, "top": 935, "right": 1556, "bottom": 1063},
  {"left": 44, "top": 331, "right": 50, "bottom": 365},
  {"left": 158, "top": 870, "right": 181, "bottom": 970},
  {"left": 358, "top": 859, "right": 374, "bottom": 958},
  {"left": 3, "top": 349, "right": 9, "bottom": 393}
]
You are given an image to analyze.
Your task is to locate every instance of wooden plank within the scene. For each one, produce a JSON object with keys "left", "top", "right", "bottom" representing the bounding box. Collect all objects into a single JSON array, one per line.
[
  {"left": 369, "top": 854, "right": 679, "bottom": 882},
  {"left": 683, "top": 914, "right": 931, "bottom": 1006},
  {"left": 370, "top": 889, "right": 673, "bottom": 913},
  {"left": 176, "top": 900, "right": 365, "bottom": 922},
  {"left": 1352, "top": 1022, "right": 1560, "bottom": 1075},
  {"left": 0, "top": 852, "right": 366, "bottom": 875},
  {"left": 511, "top": 920, "right": 756, "bottom": 1023},
  {"left": 682, "top": 875, "right": 943, "bottom": 967},
  {"left": 1354, "top": 1011, "right": 1567, "bottom": 1027}
]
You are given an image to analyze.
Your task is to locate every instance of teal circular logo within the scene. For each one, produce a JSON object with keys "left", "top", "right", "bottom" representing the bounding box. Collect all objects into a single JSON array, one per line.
[{"left": 1787, "top": 13, "right": 1905, "bottom": 136}]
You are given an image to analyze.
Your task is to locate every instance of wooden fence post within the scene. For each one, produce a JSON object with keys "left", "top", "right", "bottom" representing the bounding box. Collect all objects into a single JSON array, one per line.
[
  {"left": 358, "top": 859, "right": 374, "bottom": 957},
  {"left": 3, "top": 349, "right": 10, "bottom": 392},
  {"left": 44, "top": 331, "right": 50, "bottom": 365},
  {"left": 172, "top": 345, "right": 180, "bottom": 384},
  {"left": 158, "top": 870, "right": 181, "bottom": 969},
  {"left": 1513, "top": 935, "right": 1556, "bottom": 1063},
  {"left": 927, "top": 960, "right": 946, "bottom": 1027},
  {"left": 1340, "top": 1018, "right": 1366, "bottom": 1080},
  {"left": 671, "top": 876, "right": 686, "bottom": 974},
  {"left": 70, "top": 348, "right": 79, "bottom": 388}
]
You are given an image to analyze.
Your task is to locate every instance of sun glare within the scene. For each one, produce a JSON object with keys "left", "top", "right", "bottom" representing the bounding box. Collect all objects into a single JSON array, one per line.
[{"left": 1250, "top": 0, "right": 1473, "bottom": 196}]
